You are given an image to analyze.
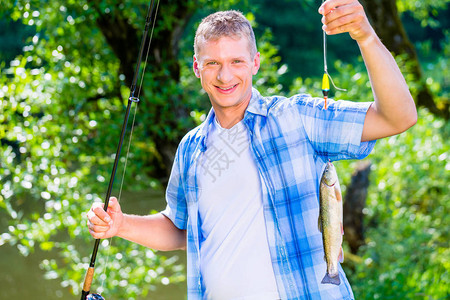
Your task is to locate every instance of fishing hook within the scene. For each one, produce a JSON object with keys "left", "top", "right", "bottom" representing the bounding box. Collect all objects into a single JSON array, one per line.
[{"left": 80, "top": 1, "right": 159, "bottom": 299}]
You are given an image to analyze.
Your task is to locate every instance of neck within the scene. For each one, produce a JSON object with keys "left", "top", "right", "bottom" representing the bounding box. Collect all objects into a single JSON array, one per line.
[
  {"left": 212, "top": 96, "right": 251, "bottom": 129},
  {"left": 214, "top": 110, "right": 244, "bottom": 128}
]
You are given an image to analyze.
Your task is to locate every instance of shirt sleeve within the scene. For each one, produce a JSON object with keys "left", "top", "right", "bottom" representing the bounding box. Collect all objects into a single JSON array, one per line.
[
  {"left": 161, "top": 144, "right": 188, "bottom": 230},
  {"left": 296, "top": 96, "right": 376, "bottom": 161}
]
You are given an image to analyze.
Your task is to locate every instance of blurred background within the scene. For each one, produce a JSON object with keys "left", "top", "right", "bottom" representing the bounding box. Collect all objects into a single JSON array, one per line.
[{"left": 0, "top": 0, "right": 448, "bottom": 299}]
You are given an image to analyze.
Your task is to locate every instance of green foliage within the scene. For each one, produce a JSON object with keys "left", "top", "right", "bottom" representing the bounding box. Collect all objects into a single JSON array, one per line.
[
  {"left": 397, "top": 0, "right": 449, "bottom": 28},
  {"left": 343, "top": 109, "right": 449, "bottom": 299},
  {"left": 0, "top": 18, "right": 35, "bottom": 64},
  {"left": 0, "top": 1, "right": 187, "bottom": 298},
  {"left": 40, "top": 239, "right": 185, "bottom": 297},
  {"left": 422, "top": 29, "right": 450, "bottom": 112},
  {"left": 0, "top": 0, "right": 449, "bottom": 299},
  {"left": 253, "top": 28, "right": 287, "bottom": 96},
  {"left": 0, "top": 48, "right": 185, "bottom": 295}
]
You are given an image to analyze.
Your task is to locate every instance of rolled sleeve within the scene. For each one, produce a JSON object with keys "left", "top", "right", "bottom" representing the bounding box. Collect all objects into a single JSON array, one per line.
[
  {"left": 161, "top": 147, "right": 188, "bottom": 230},
  {"left": 344, "top": 101, "right": 376, "bottom": 160},
  {"left": 296, "top": 96, "right": 376, "bottom": 161}
]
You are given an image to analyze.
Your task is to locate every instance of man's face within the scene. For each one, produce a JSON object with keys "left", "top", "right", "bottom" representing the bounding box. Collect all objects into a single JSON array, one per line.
[{"left": 193, "top": 36, "right": 260, "bottom": 115}]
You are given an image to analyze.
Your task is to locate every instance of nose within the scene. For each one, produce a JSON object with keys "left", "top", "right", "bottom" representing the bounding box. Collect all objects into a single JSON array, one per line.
[{"left": 217, "top": 64, "right": 233, "bottom": 83}]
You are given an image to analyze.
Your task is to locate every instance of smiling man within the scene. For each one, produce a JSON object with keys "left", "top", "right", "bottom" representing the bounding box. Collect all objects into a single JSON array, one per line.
[
  {"left": 192, "top": 29, "right": 260, "bottom": 129},
  {"left": 87, "top": 1, "right": 417, "bottom": 299}
]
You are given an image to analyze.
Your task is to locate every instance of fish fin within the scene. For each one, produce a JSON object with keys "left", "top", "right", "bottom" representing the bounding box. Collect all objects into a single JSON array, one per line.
[
  {"left": 318, "top": 215, "right": 322, "bottom": 233},
  {"left": 339, "top": 247, "right": 344, "bottom": 263},
  {"left": 335, "top": 184, "right": 342, "bottom": 202},
  {"left": 321, "top": 273, "right": 341, "bottom": 285}
]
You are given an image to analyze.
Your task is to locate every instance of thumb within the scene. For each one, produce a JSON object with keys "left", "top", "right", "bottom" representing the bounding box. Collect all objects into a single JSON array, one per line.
[{"left": 107, "top": 197, "right": 122, "bottom": 214}]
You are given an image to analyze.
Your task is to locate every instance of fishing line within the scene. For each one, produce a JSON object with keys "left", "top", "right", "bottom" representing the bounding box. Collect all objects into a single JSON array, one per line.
[
  {"left": 321, "top": 0, "right": 346, "bottom": 109},
  {"left": 323, "top": 28, "right": 345, "bottom": 91},
  {"left": 98, "top": 0, "right": 161, "bottom": 292},
  {"left": 99, "top": 103, "right": 139, "bottom": 292}
]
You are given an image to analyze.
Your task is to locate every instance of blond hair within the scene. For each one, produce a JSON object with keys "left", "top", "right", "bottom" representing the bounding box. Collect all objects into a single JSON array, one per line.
[{"left": 194, "top": 10, "right": 257, "bottom": 57}]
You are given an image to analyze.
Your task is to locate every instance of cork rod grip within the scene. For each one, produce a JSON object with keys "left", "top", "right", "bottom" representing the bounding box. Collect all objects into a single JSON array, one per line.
[{"left": 83, "top": 267, "right": 95, "bottom": 293}]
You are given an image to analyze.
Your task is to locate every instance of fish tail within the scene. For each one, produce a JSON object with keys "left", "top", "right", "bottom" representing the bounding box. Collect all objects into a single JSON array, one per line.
[{"left": 321, "top": 273, "right": 341, "bottom": 285}]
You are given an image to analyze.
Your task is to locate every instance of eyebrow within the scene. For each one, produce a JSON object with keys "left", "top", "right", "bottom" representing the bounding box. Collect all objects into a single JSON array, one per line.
[
  {"left": 231, "top": 56, "right": 248, "bottom": 61},
  {"left": 202, "top": 56, "right": 249, "bottom": 63}
]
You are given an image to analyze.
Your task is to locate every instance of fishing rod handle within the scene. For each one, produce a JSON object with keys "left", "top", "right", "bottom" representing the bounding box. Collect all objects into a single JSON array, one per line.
[{"left": 81, "top": 266, "right": 95, "bottom": 300}]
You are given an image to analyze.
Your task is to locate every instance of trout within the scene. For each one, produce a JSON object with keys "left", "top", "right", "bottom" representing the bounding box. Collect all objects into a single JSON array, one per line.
[{"left": 319, "top": 161, "right": 344, "bottom": 285}]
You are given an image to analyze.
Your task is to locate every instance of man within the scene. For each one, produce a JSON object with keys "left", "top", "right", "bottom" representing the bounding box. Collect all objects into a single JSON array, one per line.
[{"left": 87, "top": 0, "right": 417, "bottom": 299}]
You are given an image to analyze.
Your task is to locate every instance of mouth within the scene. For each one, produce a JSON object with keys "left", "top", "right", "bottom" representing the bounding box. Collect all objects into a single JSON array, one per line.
[
  {"left": 215, "top": 84, "right": 238, "bottom": 93},
  {"left": 322, "top": 181, "right": 336, "bottom": 187}
]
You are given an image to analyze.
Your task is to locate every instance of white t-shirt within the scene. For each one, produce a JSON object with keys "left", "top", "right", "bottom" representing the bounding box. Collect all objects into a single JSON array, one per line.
[{"left": 198, "top": 118, "right": 280, "bottom": 300}]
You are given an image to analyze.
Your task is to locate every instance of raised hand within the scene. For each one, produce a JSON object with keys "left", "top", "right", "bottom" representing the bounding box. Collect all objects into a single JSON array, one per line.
[
  {"left": 87, "top": 197, "right": 124, "bottom": 239},
  {"left": 319, "top": 0, "right": 376, "bottom": 44}
]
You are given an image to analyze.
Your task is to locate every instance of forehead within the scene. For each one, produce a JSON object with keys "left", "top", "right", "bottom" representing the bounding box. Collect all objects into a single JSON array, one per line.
[{"left": 196, "top": 35, "right": 252, "bottom": 60}]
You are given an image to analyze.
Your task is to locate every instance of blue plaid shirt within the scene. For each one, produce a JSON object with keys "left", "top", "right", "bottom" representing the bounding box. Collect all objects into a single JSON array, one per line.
[{"left": 162, "top": 88, "right": 376, "bottom": 300}]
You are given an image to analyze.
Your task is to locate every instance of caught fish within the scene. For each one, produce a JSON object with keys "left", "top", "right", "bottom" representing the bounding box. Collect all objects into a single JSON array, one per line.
[{"left": 319, "top": 161, "right": 344, "bottom": 285}]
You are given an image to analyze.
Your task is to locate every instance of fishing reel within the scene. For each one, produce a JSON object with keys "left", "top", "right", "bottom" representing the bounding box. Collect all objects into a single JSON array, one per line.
[{"left": 86, "top": 293, "right": 105, "bottom": 300}]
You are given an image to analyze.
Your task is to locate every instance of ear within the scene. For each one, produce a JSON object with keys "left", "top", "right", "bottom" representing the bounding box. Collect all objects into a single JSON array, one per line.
[
  {"left": 193, "top": 55, "right": 201, "bottom": 78},
  {"left": 252, "top": 52, "right": 261, "bottom": 75}
]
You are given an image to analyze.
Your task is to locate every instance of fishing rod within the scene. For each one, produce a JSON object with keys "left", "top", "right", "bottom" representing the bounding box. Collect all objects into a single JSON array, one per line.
[{"left": 80, "top": 1, "right": 158, "bottom": 299}]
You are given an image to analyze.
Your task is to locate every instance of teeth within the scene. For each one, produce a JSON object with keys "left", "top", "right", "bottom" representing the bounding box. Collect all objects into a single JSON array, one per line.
[{"left": 218, "top": 84, "right": 236, "bottom": 91}]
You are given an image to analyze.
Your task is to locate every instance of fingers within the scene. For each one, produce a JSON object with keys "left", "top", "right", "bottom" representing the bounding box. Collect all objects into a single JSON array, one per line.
[
  {"left": 106, "top": 196, "right": 121, "bottom": 214},
  {"left": 321, "top": 2, "right": 363, "bottom": 31},
  {"left": 88, "top": 223, "right": 111, "bottom": 239},
  {"left": 87, "top": 202, "right": 112, "bottom": 225},
  {"left": 322, "top": 3, "right": 361, "bottom": 24},
  {"left": 319, "top": 0, "right": 373, "bottom": 41},
  {"left": 86, "top": 197, "right": 120, "bottom": 239},
  {"left": 323, "top": 19, "right": 360, "bottom": 36},
  {"left": 319, "top": 0, "right": 355, "bottom": 16}
]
